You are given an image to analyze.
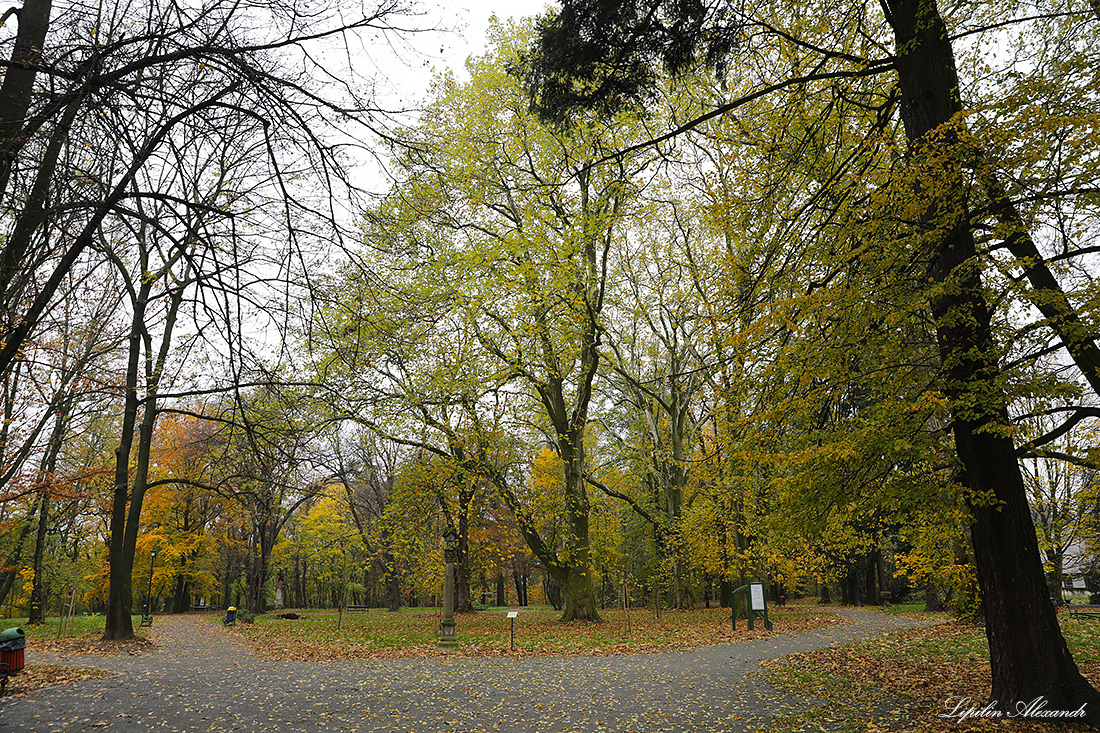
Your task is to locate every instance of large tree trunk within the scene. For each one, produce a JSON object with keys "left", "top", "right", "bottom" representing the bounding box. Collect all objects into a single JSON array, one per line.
[
  {"left": 28, "top": 402, "right": 67, "bottom": 624},
  {"left": 246, "top": 522, "right": 278, "bottom": 615},
  {"left": 513, "top": 561, "right": 528, "bottom": 607},
  {"left": 0, "top": 0, "right": 51, "bottom": 199},
  {"left": 886, "top": 0, "right": 1100, "bottom": 718},
  {"left": 247, "top": 541, "right": 268, "bottom": 614},
  {"left": 104, "top": 261, "right": 187, "bottom": 638},
  {"left": 383, "top": 551, "right": 401, "bottom": 612},
  {"left": 557, "top": 565, "right": 600, "bottom": 622},
  {"left": 866, "top": 550, "right": 881, "bottom": 606},
  {"left": 924, "top": 581, "right": 940, "bottom": 612},
  {"left": 172, "top": 574, "right": 189, "bottom": 614},
  {"left": 103, "top": 320, "right": 145, "bottom": 640},
  {"left": 558, "top": 445, "right": 601, "bottom": 621},
  {"left": 27, "top": 491, "right": 49, "bottom": 624},
  {"left": 1047, "top": 550, "right": 1065, "bottom": 605},
  {"left": 454, "top": 487, "right": 474, "bottom": 613}
]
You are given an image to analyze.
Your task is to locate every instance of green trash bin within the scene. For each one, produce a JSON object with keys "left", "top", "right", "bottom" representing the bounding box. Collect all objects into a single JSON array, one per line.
[
  {"left": 0, "top": 626, "right": 26, "bottom": 695},
  {"left": 0, "top": 627, "right": 24, "bottom": 643}
]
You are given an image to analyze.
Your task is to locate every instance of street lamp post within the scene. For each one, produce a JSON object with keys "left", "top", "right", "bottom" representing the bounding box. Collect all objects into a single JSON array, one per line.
[
  {"left": 142, "top": 549, "right": 158, "bottom": 627},
  {"left": 438, "top": 527, "right": 458, "bottom": 649}
]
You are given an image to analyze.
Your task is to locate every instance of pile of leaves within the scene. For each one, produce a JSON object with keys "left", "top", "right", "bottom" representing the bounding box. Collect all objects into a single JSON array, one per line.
[
  {"left": 0, "top": 616, "right": 151, "bottom": 696},
  {"left": 31, "top": 636, "right": 154, "bottom": 657},
  {"left": 1, "top": 664, "right": 111, "bottom": 697},
  {"left": 230, "top": 606, "right": 844, "bottom": 662},
  {"left": 763, "top": 616, "right": 1100, "bottom": 731}
]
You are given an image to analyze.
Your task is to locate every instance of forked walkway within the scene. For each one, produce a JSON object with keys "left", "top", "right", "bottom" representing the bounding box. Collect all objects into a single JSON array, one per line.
[{"left": 0, "top": 609, "right": 935, "bottom": 732}]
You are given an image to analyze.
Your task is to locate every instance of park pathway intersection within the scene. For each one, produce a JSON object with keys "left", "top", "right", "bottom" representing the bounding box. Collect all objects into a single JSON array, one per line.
[{"left": 0, "top": 608, "right": 936, "bottom": 732}]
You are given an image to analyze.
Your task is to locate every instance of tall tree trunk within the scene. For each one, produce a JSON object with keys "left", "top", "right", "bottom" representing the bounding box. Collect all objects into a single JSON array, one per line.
[
  {"left": 0, "top": 0, "right": 51, "bottom": 199},
  {"left": 544, "top": 572, "right": 562, "bottom": 610},
  {"left": 28, "top": 405, "right": 67, "bottom": 624},
  {"left": 27, "top": 491, "right": 49, "bottom": 624},
  {"left": 877, "top": 551, "right": 889, "bottom": 603},
  {"left": 513, "top": 563, "right": 525, "bottom": 608},
  {"left": 924, "top": 581, "right": 940, "bottom": 612},
  {"left": 1047, "top": 550, "right": 1064, "bottom": 604},
  {"left": 383, "top": 551, "right": 401, "bottom": 612},
  {"left": 246, "top": 522, "right": 279, "bottom": 615},
  {"left": 455, "top": 487, "right": 474, "bottom": 613},
  {"left": 220, "top": 564, "right": 231, "bottom": 608},
  {"left": 866, "top": 550, "right": 881, "bottom": 606},
  {"left": 172, "top": 574, "right": 188, "bottom": 614},
  {"left": 557, "top": 445, "right": 600, "bottom": 621},
  {"left": 103, "top": 317, "right": 145, "bottom": 640},
  {"left": 247, "top": 539, "right": 268, "bottom": 614},
  {"left": 886, "top": 0, "right": 1100, "bottom": 718},
  {"left": 104, "top": 257, "right": 187, "bottom": 639}
]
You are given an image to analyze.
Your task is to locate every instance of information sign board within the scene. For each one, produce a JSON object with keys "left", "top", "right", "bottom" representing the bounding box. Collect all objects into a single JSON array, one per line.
[{"left": 750, "top": 583, "right": 765, "bottom": 612}]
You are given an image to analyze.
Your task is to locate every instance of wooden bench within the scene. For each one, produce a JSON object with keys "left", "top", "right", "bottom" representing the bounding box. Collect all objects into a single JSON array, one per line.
[
  {"left": 1067, "top": 604, "right": 1100, "bottom": 619},
  {"left": 344, "top": 605, "right": 369, "bottom": 613},
  {"left": 190, "top": 604, "right": 213, "bottom": 612}
]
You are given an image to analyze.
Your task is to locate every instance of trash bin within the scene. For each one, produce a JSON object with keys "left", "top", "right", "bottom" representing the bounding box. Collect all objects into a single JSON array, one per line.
[
  {"left": 0, "top": 627, "right": 26, "bottom": 695},
  {"left": 223, "top": 607, "right": 237, "bottom": 625}
]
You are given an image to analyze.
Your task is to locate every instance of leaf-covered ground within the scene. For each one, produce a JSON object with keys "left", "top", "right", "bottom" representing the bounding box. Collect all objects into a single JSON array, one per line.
[
  {"left": 227, "top": 605, "right": 845, "bottom": 661},
  {"left": 762, "top": 610, "right": 1099, "bottom": 731},
  {"left": 6, "top": 608, "right": 926, "bottom": 732},
  {"left": 2, "top": 663, "right": 111, "bottom": 697},
  {"left": 1, "top": 615, "right": 151, "bottom": 696}
]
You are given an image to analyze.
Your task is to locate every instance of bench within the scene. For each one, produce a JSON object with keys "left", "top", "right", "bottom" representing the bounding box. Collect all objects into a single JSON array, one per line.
[
  {"left": 190, "top": 604, "right": 213, "bottom": 612},
  {"left": 344, "top": 605, "right": 369, "bottom": 612},
  {"left": 1068, "top": 604, "right": 1100, "bottom": 619}
]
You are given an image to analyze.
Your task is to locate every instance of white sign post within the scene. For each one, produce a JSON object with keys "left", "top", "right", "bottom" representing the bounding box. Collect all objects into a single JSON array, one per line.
[{"left": 506, "top": 611, "right": 519, "bottom": 650}]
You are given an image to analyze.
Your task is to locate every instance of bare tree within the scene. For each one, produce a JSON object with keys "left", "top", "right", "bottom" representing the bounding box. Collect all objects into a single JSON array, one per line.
[
  {"left": 0, "top": 0, "right": 419, "bottom": 384},
  {"left": 1, "top": 0, "right": 423, "bottom": 638}
]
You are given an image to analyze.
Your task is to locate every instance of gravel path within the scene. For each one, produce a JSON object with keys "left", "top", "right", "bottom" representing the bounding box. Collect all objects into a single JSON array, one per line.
[{"left": 0, "top": 609, "right": 936, "bottom": 732}]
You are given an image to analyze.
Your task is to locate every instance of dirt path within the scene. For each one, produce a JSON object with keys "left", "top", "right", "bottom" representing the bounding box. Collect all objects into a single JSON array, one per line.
[{"left": 0, "top": 609, "right": 937, "bottom": 732}]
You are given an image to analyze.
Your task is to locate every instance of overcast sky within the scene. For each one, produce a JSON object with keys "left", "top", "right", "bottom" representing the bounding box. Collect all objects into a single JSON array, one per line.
[
  {"left": 443, "top": 0, "right": 551, "bottom": 71},
  {"left": 383, "top": 0, "right": 553, "bottom": 104},
  {"left": 346, "top": 0, "right": 552, "bottom": 193}
]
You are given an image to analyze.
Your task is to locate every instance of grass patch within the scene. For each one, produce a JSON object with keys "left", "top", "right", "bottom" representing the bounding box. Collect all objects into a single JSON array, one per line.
[
  {"left": 876, "top": 602, "right": 942, "bottom": 617},
  {"left": 763, "top": 611, "right": 1099, "bottom": 731},
  {"left": 3, "top": 614, "right": 153, "bottom": 639},
  {"left": 228, "top": 605, "right": 844, "bottom": 661},
  {"left": 4, "top": 614, "right": 155, "bottom": 656}
]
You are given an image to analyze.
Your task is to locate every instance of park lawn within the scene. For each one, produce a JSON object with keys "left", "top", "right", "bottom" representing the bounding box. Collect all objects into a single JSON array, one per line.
[
  {"left": 5, "top": 613, "right": 154, "bottom": 653},
  {"left": 763, "top": 610, "right": 1099, "bottom": 732},
  {"left": 227, "top": 605, "right": 844, "bottom": 661}
]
